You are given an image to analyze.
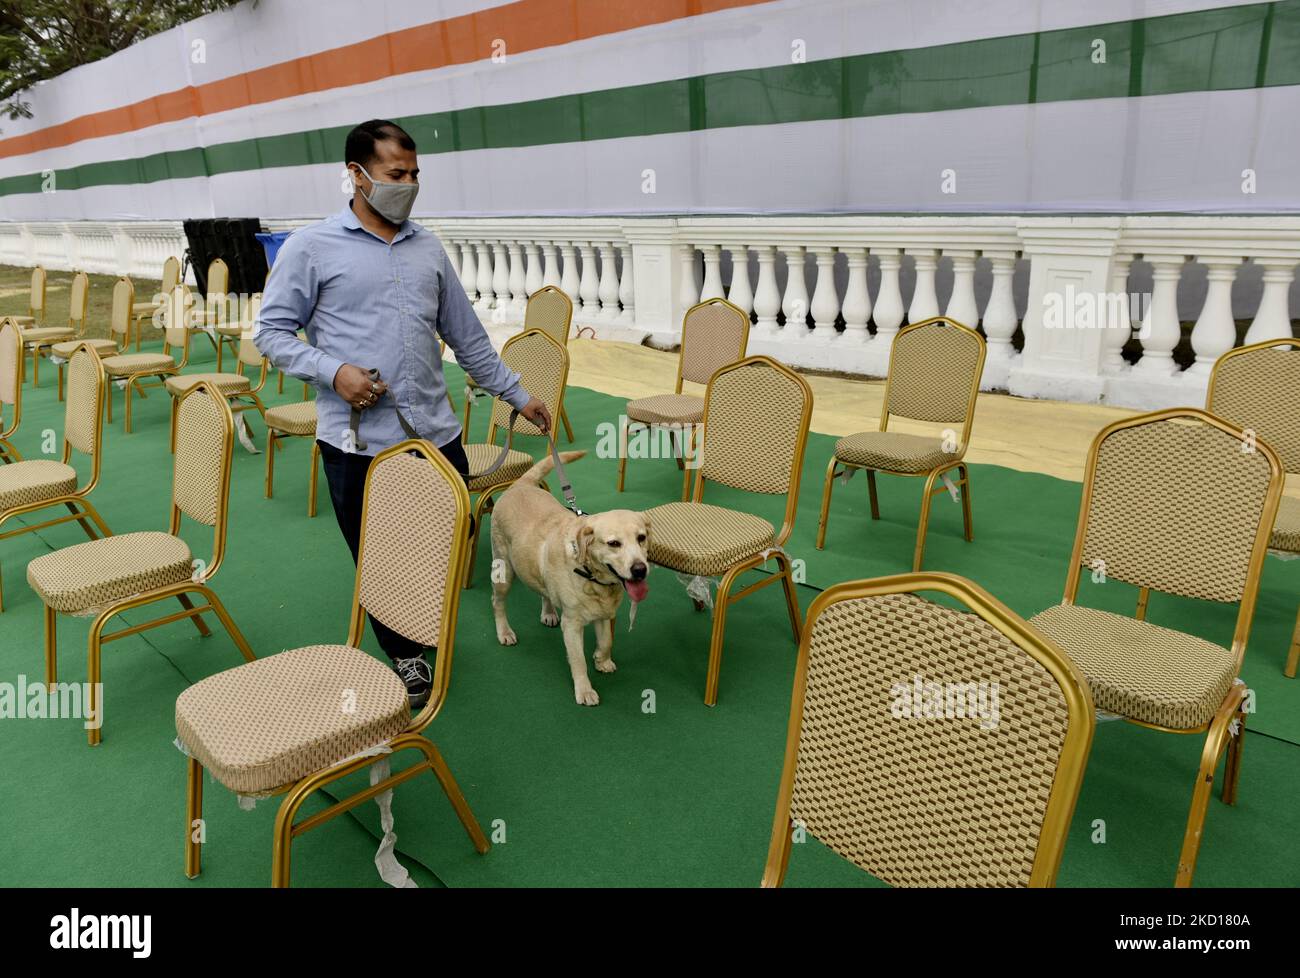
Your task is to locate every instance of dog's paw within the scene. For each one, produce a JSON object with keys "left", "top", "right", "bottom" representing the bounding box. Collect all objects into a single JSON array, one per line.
[
  {"left": 496, "top": 624, "right": 518, "bottom": 646},
  {"left": 540, "top": 609, "right": 560, "bottom": 627},
  {"left": 595, "top": 657, "right": 617, "bottom": 673},
  {"left": 574, "top": 685, "right": 600, "bottom": 706}
]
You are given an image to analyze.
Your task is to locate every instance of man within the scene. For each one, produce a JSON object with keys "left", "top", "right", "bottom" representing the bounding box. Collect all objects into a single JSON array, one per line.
[{"left": 256, "top": 119, "right": 552, "bottom": 707}]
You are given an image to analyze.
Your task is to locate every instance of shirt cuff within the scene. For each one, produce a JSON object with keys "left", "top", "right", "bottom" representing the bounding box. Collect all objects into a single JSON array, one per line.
[
  {"left": 315, "top": 353, "right": 344, "bottom": 392},
  {"left": 503, "top": 382, "right": 532, "bottom": 412}
]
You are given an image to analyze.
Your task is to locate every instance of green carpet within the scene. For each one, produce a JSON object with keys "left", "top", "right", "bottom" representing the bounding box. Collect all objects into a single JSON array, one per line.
[{"left": 1, "top": 338, "right": 1297, "bottom": 888}]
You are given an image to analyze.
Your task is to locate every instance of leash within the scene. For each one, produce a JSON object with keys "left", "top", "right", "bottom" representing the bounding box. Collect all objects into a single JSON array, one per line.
[{"left": 350, "top": 369, "right": 582, "bottom": 513}]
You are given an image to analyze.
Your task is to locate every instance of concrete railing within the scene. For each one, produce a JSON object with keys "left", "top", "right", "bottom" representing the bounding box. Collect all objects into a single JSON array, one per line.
[{"left": 3, "top": 215, "right": 1297, "bottom": 410}]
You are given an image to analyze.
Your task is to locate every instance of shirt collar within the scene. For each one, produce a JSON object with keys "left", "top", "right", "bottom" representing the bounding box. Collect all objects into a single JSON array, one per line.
[{"left": 339, "top": 201, "right": 419, "bottom": 243}]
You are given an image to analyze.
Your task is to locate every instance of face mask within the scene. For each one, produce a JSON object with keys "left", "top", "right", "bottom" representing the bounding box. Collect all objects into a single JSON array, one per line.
[{"left": 353, "top": 164, "right": 418, "bottom": 224}]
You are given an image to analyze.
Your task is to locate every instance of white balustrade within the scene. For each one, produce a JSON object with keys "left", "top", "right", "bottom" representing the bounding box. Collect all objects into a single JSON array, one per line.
[{"left": 5, "top": 215, "right": 1298, "bottom": 410}]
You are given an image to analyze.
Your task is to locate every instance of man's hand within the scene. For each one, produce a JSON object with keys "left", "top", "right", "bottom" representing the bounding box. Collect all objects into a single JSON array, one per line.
[
  {"left": 335, "top": 363, "right": 387, "bottom": 410},
  {"left": 520, "top": 397, "right": 551, "bottom": 433}
]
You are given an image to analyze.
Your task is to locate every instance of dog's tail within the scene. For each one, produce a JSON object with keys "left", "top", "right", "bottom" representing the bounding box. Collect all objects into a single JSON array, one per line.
[{"left": 517, "top": 449, "right": 585, "bottom": 487}]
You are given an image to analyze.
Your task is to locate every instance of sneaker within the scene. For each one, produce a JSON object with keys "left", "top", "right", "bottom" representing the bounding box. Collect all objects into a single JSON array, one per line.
[{"left": 393, "top": 655, "right": 433, "bottom": 709}]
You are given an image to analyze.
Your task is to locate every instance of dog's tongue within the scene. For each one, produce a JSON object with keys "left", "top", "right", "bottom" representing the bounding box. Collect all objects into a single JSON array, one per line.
[{"left": 622, "top": 578, "right": 649, "bottom": 603}]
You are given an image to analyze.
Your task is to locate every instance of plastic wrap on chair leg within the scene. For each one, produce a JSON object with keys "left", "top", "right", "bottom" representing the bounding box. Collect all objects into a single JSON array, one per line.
[{"left": 370, "top": 756, "right": 417, "bottom": 889}]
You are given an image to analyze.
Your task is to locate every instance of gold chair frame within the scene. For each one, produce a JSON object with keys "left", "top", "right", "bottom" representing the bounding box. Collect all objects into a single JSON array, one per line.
[
  {"left": 130, "top": 256, "right": 180, "bottom": 350},
  {"left": 463, "top": 329, "right": 570, "bottom": 587},
  {"left": 1207, "top": 337, "right": 1300, "bottom": 678},
  {"left": 618, "top": 297, "right": 751, "bottom": 502},
  {"left": 657, "top": 355, "right": 813, "bottom": 706},
  {"left": 166, "top": 322, "right": 270, "bottom": 454},
  {"left": 0, "top": 318, "right": 24, "bottom": 463},
  {"left": 104, "top": 285, "right": 194, "bottom": 433},
  {"left": 816, "top": 316, "right": 986, "bottom": 570},
  {"left": 56, "top": 276, "right": 133, "bottom": 401},
  {"left": 39, "top": 382, "right": 255, "bottom": 746},
  {"left": 0, "top": 343, "right": 113, "bottom": 612},
  {"left": 763, "top": 571, "right": 1094, "bottom": 888},
  {"left": 1052, "top": 407, "right": 1282, "bottom": 887},
  {"left": 461, "top": 286, "right": 576, "bottom": 443},
  {"left": 25, "top": 270, "right": 89, "bottom": 388},
  {"left": 264, "top": 399, "right": 320, "bottom": 518},
  {"left": 183, "top": 439, "right": 488, "bottom": 887}
]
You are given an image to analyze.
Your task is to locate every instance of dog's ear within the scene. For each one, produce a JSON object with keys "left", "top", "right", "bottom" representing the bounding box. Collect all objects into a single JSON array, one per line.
[{"left": 574, "top": 522, "right": 595, "bottom": 562}]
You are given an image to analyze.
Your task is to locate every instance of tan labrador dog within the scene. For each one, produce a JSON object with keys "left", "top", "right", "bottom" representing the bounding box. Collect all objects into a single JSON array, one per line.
[{"left": 490, "top": 450, "right": 650, "bottom": 706}]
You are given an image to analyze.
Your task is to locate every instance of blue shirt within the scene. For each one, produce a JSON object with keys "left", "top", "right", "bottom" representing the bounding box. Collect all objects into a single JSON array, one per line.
[{"left": 254, "top": 203, "right": 529, "bottom": 455}]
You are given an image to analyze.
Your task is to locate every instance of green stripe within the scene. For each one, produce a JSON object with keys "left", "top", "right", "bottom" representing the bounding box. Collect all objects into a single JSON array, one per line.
[{"left": 3, "top": 0, "right": 1295, "bottom": 197}]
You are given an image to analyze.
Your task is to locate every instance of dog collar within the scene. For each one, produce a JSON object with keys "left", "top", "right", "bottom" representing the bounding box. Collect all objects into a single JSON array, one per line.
[{"left": 573, "top": 567, "right": 621, "bottom": 587}]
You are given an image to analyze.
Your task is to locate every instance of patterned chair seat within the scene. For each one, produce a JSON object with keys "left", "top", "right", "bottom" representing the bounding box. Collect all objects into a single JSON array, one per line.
[
  {"left": 1030, "top": 603, "right": 1236, "bottom": 730},
  {"left": 51, "top": 338, "right": 117, "bottom": 359},
  {"left": 0, "top": 460, "right": 77, "bottom": 512},
  {"left": 1271, "top": 495, "right": 1300, "bottom": 553},
  {"left": 627, "top": 393, "right": 704, "bottom": 427},
  {"left": 835, "top": 431, "right": 955, "bottom": 474},
  {"left": 164, "top": 372, "right": 251, "bottom": 397},
  {"left": 27, "top": 530, "right": 193, "bottom": 614},
  {"left": 265, "top": 400, "right": 317, "bottom": 436},
  {"left": 645, "top": 501, "right": 775, "bottom": 576},
  {"left": 102, "top": 352, "right": 175, "bottom": 376},
  {"left": 19, "top": 326, "right": 75, "bottom": 344},
  {"left": 175, "top": 644, "right": 410, "bottom": 794},
  {"left": 465, "top": 443, "right": 535, "bottom": 491}
]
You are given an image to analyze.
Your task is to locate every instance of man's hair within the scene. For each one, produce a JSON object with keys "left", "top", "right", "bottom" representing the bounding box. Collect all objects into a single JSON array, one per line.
[{"left": 344, "top": 119, "right": 416, "bottom": 168}]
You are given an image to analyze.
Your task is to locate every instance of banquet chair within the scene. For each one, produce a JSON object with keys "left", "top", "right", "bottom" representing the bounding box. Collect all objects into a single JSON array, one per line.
[
  {"left": 23, "top": 270, "right": 88, "bottom": 388},
  {"left": 1028, "top": 408, "right": 1282, "bottom": 887},
  {"left": 101, "top": 284, "right": 193, "bottom": 433},
  {"left": 618, "top": 298, "right": 750, "bottom": 501},
  {"left": 645, "top": 355, "right": 812, "bottom": 705},
  {"left": 26, "top": 382, "right": 255, "bottom": 746},
  {"left": 1, "top": 344, "right": 112, "bottom": 612},
  {"left": 816, "top": 316, "right": 985, "bottom": 570},
  {"left": 54, "top": 276, "right": 133, "bottom": 400},
  {"left": 175, "top": 439, "right": 488, "bottom": 887},
  {"left": 0, "top": 319, "right": 25, "bottom": 463},
  {"left": 1207, "top": 338, "right": 1300, "bottom": 677},
  {"left": 763, "top": 572, "right": 1094, "bottom": 888}
]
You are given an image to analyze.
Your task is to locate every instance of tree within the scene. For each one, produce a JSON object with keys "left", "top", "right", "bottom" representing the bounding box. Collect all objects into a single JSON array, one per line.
[{"left": 0, "top": 0, "right": 244, "bottom": 125}]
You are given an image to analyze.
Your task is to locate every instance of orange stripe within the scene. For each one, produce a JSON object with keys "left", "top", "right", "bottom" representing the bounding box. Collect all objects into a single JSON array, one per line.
[{"left": 0, "top": 0, "right": 772, "bottom": 161}]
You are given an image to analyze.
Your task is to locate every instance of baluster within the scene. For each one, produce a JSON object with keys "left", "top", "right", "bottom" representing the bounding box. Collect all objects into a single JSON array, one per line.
[
  {"left": 781, "top": 245, "right": 809, "bottom": 331},
  {"left": 945, "top": 251, "right": 979, "bottom": 327},
  {"left": 982, "top": 251, "right": 1018, "bottom": 363},
  {"left": 542, "top": 243, "right": 562, "bottom": 288},
  {"left": 700, "top": 245, "right": 725, "bottom": 301},
  {"left": 1245, "top": 258, "right": 1296, "bottom": 344},
  {"left": 908, "top": 249, "right": 939, "bottom": 322},
  {"left": 458, "top": 238, "right": 478, "bottom": 303},
  {"left": 598, "top": 242, "right": 621, "bottom": 320},
  {"left": 474, "top": 242, "right": 494, "bottom": 311},
  {"left": 753, "top": 246, "right": 780, "bottom": 334},
  {"left": 873, "top": 249, "right": 905, "bottom": 340},
  {"left": 560, "top": 243, "right": 581, "bottom": 307},
  {"left": 507, "top": 242, "right": 527, "bottom": 316},
  {"left": 1188, "top": 257, "right": 1241, "bottom": 374},
  {"left": 840, "top": 248, "right": 871, "bottom": 338},
  {"left": 578, "top": 242, "right": 601, "bottom": 319},
  {"left": 492, "top": 242, "right": 511, "bottom": 315},
  {"left": 726, "top": 244, "right": 753, "bottom": 316},
  {"left": 677, "top": 244, "right": 700, "bottom": 320},
  {"left": 809, "top": 246, "right": 840, "bottom": 337},
  {"left": 524, "top": 242, "right": 544, "bottom": 298},
  {"left": 1134, "top": 256, "right": 1184, "bottom": 374}
]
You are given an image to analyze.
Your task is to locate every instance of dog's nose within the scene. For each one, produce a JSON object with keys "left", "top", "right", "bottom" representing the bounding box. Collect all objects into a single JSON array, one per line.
[{"left": 631, "top": 562, "right": 647, "bottom": 580}]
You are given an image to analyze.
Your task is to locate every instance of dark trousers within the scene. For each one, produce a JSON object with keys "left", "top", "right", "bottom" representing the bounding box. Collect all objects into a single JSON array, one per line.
[{"left": 319, "top": 437, "right": 470, "bottom": 662}]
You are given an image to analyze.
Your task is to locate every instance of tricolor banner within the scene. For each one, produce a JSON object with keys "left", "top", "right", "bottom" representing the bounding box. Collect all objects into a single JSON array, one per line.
[{"left": 0, "top": 0, "right": 1297, "bottom": 220}]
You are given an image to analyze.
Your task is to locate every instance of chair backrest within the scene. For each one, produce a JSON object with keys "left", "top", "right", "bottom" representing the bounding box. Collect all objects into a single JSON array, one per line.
[
  {"left": 1207, "top": 338, "right": 1300, "bottom": 475},
  {"left": 697, "top": 355, "right": 813, "bottom": 500},
  {"left": 0, "top": 319, "right": 21, "bottom": 432},
  {"left": 109, "top": 277, "right": 134, "bottom": 339},
  {"left": 68, "top": 271, "right": 89, "bottom": 332},
  {"left": 522, "top": 286, "right": 573, "bottom": 346},
  {"left": 678, "top": 298, "right": 751, "bottom": 388},
  {"left": 160, "top": 256, "right": 181, "bottom": 294},
  {"left": 63, "top": 345, "right": 105, "bottom": 467},
  {"left": 883, "top": 317, "right": 986, "bottom": 437},
  {"left": 764, "top": 572, "right": 1093, "bottom": 888},
  {"left": 163, "top": 284, "right": 192, "bottom": 352},
  {"left": 172, "top": 384, "right": 235, "bottom": 574},
  {"left": 1066, "top": 409, "right": 1281, "bottom": 662},
  {"left": 206, "top": 258, "right": 230, "bottom": 326},
  {"left": 354, "top": 441, "right": 471, "bottom": 730},
  {"left": 29, "top": 267, "right": 46, "bottom": 321},
  {"left": 489, "top": 330, "right": 569, "bottom": 441}
]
